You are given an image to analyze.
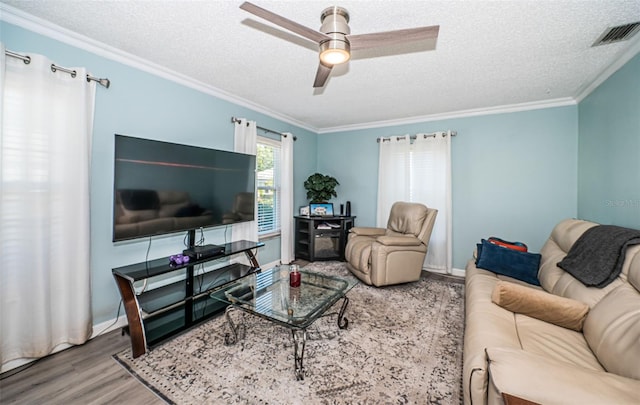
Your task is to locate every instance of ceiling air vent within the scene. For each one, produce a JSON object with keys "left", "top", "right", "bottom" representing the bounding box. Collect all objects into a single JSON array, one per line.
[{"left": 592, "top": 22, "right": 640, "bottom": 46}]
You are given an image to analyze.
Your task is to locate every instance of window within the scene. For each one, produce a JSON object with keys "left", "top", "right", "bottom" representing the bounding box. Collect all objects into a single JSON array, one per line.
[
  {"left": 377, "top": 134, "right": 452, "bottom": 272},
  {"left": 256, "top": 137, "right": 281, "bottom": 236}
]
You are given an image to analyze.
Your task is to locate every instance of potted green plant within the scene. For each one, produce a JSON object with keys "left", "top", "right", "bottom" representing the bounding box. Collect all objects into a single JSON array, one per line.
[{"left": 304, "top": 173, "right": 339, "bottom": 203}]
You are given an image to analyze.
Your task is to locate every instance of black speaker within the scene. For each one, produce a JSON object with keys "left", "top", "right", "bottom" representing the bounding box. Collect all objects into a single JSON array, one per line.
[
  {"left": 340, "top": 204, "right": 344, "bottom": 215},
  {"left": 345, "top": 201, "right": 351, "bottom": 216}
]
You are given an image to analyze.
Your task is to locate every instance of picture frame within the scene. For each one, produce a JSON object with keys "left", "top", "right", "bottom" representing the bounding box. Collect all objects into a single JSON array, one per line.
[{"left": 299, "top": 205, "right": 310, "bottom": 216}]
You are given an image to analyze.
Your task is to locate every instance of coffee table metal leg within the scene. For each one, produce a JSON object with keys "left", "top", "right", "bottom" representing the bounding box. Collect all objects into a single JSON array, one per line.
[
  {"left": 224, "top": 306, "right": 245, "bottom": 345},
  {"left": 337, "top": 296, "right": 350, "bottom": 329},
  {"left": 291, "top": 329, "right": 307, "bottom": 380}
]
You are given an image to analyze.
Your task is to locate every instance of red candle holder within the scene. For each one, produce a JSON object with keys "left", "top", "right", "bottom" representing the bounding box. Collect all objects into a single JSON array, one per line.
[{"left": 289, "top": 265, "right": 301, "bottom": 287}]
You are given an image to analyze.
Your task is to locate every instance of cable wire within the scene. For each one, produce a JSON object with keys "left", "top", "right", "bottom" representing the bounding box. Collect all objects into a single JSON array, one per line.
[{"left": 93, "top": 299, "right": 124, "bottom": 337}]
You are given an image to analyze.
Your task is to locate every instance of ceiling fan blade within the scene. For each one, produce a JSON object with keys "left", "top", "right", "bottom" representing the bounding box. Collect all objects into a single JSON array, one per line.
[
  {"left": 347, "top": 25, "right": 440, "bottom": 51},
  {"left": 240, "top": 2, "right": 331, "bottom": 44},
  {"left": 313, "top": 62, "right": 333, "bottom": 88}
]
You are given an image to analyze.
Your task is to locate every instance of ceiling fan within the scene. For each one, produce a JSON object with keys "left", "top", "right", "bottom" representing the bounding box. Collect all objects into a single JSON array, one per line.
[{"left": 239, "top": 2, "right": 440, "bottom": 88}]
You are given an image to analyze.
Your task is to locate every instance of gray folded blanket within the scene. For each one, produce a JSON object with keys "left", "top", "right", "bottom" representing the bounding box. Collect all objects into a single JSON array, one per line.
[{"left": 557, "top": 224, "right": 640, "bottom": 288}]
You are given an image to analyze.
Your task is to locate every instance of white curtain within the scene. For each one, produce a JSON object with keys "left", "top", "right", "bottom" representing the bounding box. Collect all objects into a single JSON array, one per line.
[
  {"left": 376, "top": 131, "right": 453, "bottom": 273},
  {"left": 280, "top": 133, "right": 294, "bottom": 264},
  {"left": 1, "top": 45, "right": 95, "bottom": 371},
  {"left": 233, "top": 118, "right": 259, "bottom": 246},
  {"left": 376, "top": 135, "right": 411, "bottom": 227},
  {"left": 412, "top": 132, "right": 453, "bottom": 273}
]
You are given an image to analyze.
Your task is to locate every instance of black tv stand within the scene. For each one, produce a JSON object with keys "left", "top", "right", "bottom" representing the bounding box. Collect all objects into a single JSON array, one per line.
[{"left": 112, "top": 239, "right": 264, "bottom": 358}]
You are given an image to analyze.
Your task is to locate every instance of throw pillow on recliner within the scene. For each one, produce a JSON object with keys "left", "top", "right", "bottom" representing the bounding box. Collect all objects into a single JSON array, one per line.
[{"left": 476, "top": 239, "right": 541, "bottom": 286}]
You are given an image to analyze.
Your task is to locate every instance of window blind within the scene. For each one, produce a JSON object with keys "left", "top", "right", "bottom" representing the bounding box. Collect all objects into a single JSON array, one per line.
[{"left": 257, "top": 137, "right": 281, "bottom": 235}]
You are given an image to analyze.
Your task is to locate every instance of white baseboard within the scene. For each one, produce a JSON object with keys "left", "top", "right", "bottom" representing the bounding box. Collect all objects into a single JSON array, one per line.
[
  {"left": 1, "top": 357, "right": 40, "bottom": 374},
  {"left": 1, "top": 316, "right": 131, "bottom": 374},
  {"left": 424, "top": 267, "right": 466, "bottom": 278},
  {"left": 91, "top": 315, "right": 129, "bottom": 339},
  {"left": 451, "top": 267, "right": 466, "bottom": 277}
]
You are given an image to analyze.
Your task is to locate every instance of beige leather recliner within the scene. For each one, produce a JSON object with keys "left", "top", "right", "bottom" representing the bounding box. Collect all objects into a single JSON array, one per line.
[{"left": 345, "top": 202, "right": 438, "bottom": 287}]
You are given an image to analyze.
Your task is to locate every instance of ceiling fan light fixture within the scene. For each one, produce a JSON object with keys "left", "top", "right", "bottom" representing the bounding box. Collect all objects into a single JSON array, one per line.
[
  {"left": 319, "top": 6, "right": 351, "bottom": 65},
  {"left": 320, "top": 39, "right": 351, "bottom": 65},
  {"left": 239, "top": 2, "right": 440, "bottom": 88}
]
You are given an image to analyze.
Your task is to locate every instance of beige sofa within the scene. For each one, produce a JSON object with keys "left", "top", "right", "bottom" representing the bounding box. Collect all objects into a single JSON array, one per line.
[{"left": 463, "top": 219, "right": 640, "bottom": 404}]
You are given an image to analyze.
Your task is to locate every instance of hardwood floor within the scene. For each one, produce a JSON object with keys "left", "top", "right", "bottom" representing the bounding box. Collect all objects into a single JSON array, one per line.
[
  {"left": 0, "top": 264, "right": 463, "bottom": 405},
  {"left": 0, "top": 261, "right": 311, "bottom": 404},
  {"left": 0, "top": 330, "right": 162, "bottom": 404}
]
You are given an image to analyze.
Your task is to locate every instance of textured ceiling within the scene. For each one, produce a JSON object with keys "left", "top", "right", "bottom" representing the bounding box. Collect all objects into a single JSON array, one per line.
[{"left": 2, "top": 0, "right": 640, "bottom": 132}]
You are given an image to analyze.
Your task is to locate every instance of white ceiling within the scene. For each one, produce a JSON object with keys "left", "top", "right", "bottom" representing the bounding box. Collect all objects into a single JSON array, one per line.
[{"left": 2, "top": 0, "right": 640, "bottom": 132}]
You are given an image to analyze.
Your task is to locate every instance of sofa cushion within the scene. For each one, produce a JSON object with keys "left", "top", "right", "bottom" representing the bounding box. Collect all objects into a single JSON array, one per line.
[
  {"left": 629, "top": 249, "right": 640, "bottom": 291},
  {"left": 463, "top": 263, "right": 524, "bottom": 405},
  {"left": 514, "top": 314, "right": 604, "bottom": 371},
  {"left": 583, "top": 250, "right": 640, "bottom": 380},
  {"left": 492, "top": 281, "right": 589, "bottom": 331},
  {"left": 476, "top": 239, "right": 541, "bottom": 286},
  {"left": 486, "top": 347, "right": 640, "bottom": 405},
  {"left": 538, "top": 219, "right": 626, "bottom": 307},
  {"left": 557, "top": 225, "right": 640, "bottom": 288},
  {"left": 548, "top": 219, "right": 598, "bottom": 254}
]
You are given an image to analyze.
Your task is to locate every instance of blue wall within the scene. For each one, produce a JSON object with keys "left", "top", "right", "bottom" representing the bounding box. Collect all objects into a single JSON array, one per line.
[
  {"left": 577, "top": 53, "right": 640, "bottom": 229},
  {"left": 2, "top": 21, "right": 317, "bottom": 324},
  {"left": 318, "top": 106, "right": 579, "bottom": 269},
  {"left": 3, "top": 17, "right": 638, "bottom": 328}
]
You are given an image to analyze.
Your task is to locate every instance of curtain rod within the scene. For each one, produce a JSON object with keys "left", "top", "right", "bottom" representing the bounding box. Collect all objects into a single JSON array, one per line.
[
  {"left": 5, "top": 49, "right": 111, "bottom": 88},
  {"left": 377, "top": 131, "right": 457, "bottom": 143},
  {"left": 231, "top": 117, "right": 297, "bottom": 141}
]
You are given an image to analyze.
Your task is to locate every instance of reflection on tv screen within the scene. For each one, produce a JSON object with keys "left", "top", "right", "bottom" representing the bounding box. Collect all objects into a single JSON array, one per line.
[{"left": 112, "top": 134, "right": 256, "bottom": 242}]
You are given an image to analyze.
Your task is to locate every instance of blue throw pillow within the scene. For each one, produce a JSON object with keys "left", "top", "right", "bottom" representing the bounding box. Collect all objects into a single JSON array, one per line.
[{"left": 476, "top": 239, "right": 541, "bottom": 286}]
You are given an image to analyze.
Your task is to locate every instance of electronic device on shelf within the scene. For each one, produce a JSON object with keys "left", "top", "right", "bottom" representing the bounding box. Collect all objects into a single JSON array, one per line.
[
  {"left": 183, "top": 244, "right": 226, "bottom": 260},
  {"left": 309, "top": 202, "right": 334, "bottom": 217}
]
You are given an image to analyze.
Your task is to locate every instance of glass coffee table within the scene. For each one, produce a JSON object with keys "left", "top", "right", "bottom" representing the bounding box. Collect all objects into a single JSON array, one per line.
[{"left": 210, "top": 266, "right": 358, "bottom": 380}]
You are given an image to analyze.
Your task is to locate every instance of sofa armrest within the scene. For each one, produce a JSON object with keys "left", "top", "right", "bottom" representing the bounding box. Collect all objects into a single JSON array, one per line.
[
  {"left": 486, "top": 347, "right": 640, "bottom": 404},
  {"left": 350, "top": 226, "right": 386, "bottom": 237},
  {"left": 376, "top": 235, "right": 423, "bottom": 246}
]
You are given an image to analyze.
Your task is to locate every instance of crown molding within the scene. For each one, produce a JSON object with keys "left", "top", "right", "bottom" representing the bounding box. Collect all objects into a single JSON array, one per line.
[
  {"left": 4, "top": 3, "right": 635, "bottom": 137},
  {"left": 318, "top": 97, "right": 577, "bottom": 134},
  {"left": 574, "top": 36, "right": 640, "bottom": 104},
  {"left": 0, "top": 3, "right": 318, "bottom": 134}
]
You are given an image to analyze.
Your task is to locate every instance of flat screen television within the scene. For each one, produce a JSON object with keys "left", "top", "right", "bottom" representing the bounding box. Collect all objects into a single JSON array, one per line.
[{"left": 113, "top": 134, "right": 256, "bottom": 242}]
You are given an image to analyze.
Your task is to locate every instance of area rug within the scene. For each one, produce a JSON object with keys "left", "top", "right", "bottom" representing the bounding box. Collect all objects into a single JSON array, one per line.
[{"left": 113, "top": 261, "right": 465, "bottom": 404}]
